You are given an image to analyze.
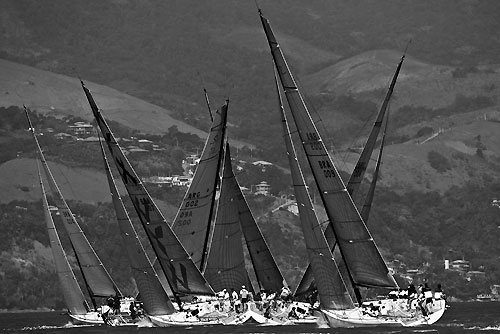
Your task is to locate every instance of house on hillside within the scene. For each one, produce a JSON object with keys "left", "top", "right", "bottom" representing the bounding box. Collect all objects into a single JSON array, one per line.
[
  {"left": 254, "top": 181, "right": 271, "bottom": 196},
  {"left": 54, "top": 132, "right": 73, "bottom": 140},
  {"left": 138, "top": 139, "right": 153, "bottom": 149},
  {"left": 448, "top": 259, "right": 471, "bottom": 273},
  {"left": 252, "top": 160, "right": 273, "bottom": 172},
  {"left": 68, "top": 122, "right": 96, "bottom": 138}
]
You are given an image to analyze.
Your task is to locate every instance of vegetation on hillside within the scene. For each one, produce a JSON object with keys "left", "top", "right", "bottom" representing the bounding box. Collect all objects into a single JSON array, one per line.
[{"left": 2, "top": 0, "right": 500, "bottom": 155}]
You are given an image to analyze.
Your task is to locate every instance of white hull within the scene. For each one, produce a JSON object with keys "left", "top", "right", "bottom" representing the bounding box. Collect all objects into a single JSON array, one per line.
[
  {"left": 321, "top": 299, "right": 446, "bottom": 328},
  {"left": 148, "top": 313, "right": 224, "bottom": 327},
  {"left": 69, "top": 310, "right": 139, "bottom": 327},
  {"left": 69, "top": 312, "right": 104, "bottom": 325}
]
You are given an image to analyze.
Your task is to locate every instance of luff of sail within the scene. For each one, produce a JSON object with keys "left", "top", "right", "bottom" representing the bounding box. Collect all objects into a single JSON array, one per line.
[
  {"left": 204, "top": 144, "right": 252, "bottom": 292},
  {"left": 276, "top": 71, "right": 354, "bottom": 310},
  {"left": 81, "top": 81, "right": 214, "bottom": 297},
  {"left": 99, "top": 138, "right": 175, "bottom": 315},
  {"left": 37, "top": 160, "right": 88, "bottom": 315},
  {"left": 172, "top": 102, "right": 227, "bottom": 272},
  {"left": 259, "top": 12, "right": 397, "bottom": 289},
  {"left": 26, "top": 108, "right": 120, "bottom": 300}
]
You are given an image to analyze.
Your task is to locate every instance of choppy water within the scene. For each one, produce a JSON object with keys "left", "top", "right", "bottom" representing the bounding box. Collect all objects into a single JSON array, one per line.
[{"left": 0, "top": 302, "right": 499, "bottom": 333}]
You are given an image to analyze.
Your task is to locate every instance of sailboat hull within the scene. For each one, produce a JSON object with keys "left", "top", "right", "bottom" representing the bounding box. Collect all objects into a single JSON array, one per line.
[
  {"left": 148, "top": 313, "right": 224, "bottom": 327},
  {"left": 68, "top": 312, "right": 104, "bottom": 325},
  {"left": 320, "top": 299, "right": 446, "bottom": 328}
]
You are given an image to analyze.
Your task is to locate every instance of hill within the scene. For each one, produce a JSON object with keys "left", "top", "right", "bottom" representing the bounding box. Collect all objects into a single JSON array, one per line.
[
  {"left": 2, "top": 0, "right": 500, "bottom": 152},
  {"left": 0, "top": 58, "right": 206, "bottom": 137}
]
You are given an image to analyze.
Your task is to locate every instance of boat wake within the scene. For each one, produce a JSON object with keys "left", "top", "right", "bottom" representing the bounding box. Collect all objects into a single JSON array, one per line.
[
  {"left": 467, "top": 325, "right": 500, "bottom": 331},
  {"left": 20, "top": 322, "right": 94, "bottom": 331},
  {"left": 136, "top": 318, "right": 154, "bottom": 328},
  {"left": 315, "top": 316, "right": 329, "bottom": 328}
]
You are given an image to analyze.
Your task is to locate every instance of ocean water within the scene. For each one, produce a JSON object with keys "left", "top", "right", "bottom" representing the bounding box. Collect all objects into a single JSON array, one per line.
[{"left": 0, "top": 302, "right": 498, "bottom": 333}]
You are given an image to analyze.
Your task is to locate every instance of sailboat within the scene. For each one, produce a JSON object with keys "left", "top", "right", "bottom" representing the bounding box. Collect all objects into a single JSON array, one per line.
[
  {"left": 259, "top": 10, "right": 446, "bottom": 327},
  {"left": 81, "top": 81, "right": 228, "bottom": 326},
  {"left": 26, "top": 108, "right": 127, "bottom": 325},
  {"left": 167, "top": 92, "right": 285, "bottom": 324}
]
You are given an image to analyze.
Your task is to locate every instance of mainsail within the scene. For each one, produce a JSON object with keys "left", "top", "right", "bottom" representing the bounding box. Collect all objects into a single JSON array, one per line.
[
  {"left": 36, "top": 160, "right": 89, "bottom": 315},
  {"left": 81, "top": 81, "right": 214, "bottom": 297},
  {"left": 204, "top": 144, "right": 252, "bottom": 292},
  {"left": 276, "top": 71, "right": 354, "bottom": 309},
  {"left": 172, "top": 102, "right": 227, "bottom": 272},
  {"left": 99, "top": 137, "right": 175, "bottom": 315},
  {"left": 259, "top": 12, "right": 397, "bottom": 295},
  {"left": 26, "top": 108, "right": 120, "bottom": 305}
]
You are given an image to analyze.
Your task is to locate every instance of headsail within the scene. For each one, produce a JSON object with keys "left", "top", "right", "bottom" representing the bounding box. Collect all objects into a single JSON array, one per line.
[
  {"left": 172, "top": 102, "right": 227, "bottom": 272},
  {"left": 81, "top": 81, "right": 214, "bottom": 297},
  {"left": 259, "top": 12, "right": 397, "bottom": 291},
  {"left": 26, "top": 108, "right": 120, "bottom": 303},
  {"left": 347, "top": 55, "right": 404, "bottom": 202},
  {"left": 359, "top": 113, "right": 389, "bottom": 222},
  {"left": 204, "top": 144, "right": 252, "bottom": 292},
  {"left": 276, "top": 71, "right": 354, "bottom": 309},
  {"left": 235, "top": 158, "right": 285, "bottom": 291},
  {"left": 36, "top": 160, "right": 88, "bottom": 315},
  {"left": 99, "top": 137, "right": 175, "bottom": 315}
]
